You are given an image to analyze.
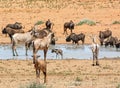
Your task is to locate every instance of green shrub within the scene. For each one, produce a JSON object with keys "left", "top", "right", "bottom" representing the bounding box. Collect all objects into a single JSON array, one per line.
[
  {"left": 75, "top": 76, "right": 83, "bottom": 82},
  {"left": 116, "top": 83, "right": 120, "bottom": 88},
  {"left": 35, "top": 20, "right": 44, "bottom": 25},
  {"left": 77, "top": 18, "right": 96, "bottom": 26},
  {"left": 112, "top": 21, "right": 120, "bottom": 24}
]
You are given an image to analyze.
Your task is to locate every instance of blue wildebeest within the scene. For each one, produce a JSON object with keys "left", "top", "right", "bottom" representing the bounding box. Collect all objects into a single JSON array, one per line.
[
  {"left": 63, "top": 20, "right": 75, "bottom": 35},
  {"left": 99, "top": 29, "right": 112, "bottom": 46},
  {"left": 66, "top": 33, "right": 85, "bottom": 45}
]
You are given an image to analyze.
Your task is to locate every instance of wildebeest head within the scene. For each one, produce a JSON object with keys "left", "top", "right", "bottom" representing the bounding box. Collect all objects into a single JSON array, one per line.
[
  {"left": 2, "top": 28, "right": 7, "bottom": 34},
  {"left": 45, "top": 19, "right": 52, "bottom": 29},
  {"left": 66, "top": 33, "right": 76, "bottom": 42},
  {"left": 66, "top": 35, "right": 72, "bottom": 42}
]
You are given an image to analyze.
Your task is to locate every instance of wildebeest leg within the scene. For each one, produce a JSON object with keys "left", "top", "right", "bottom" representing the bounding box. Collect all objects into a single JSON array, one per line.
[
  {"left": 63, "top": 28, "right": 68, "bottom": 35},
  {"left": 44, "top": 48, "right": 48, "bottom": 61},
  {"left": 92, "top": 52, "right": 95, "bottom": 66},
  {"left": 33, "top": 49, "right": 39, "bottom": 64},
  {"left": 12, "top": 42, "right": 18, "bottom": 56},
  {"left": 56, "top": 54, "right": 57, "bottom": 59},
  {"left": 25, "top": 42, "right": 30, "bottom": 56},
  {"left": 9, "top": 34, "right": 12, "bottom": 43},
  {"left": 70, "top": 29, "right": 73, "bottom": 34},
  {"left": 43, "top": 68, "right": 47, "bottom": 83},
  {"left": 100, "top": 39, "right": 104, "bottom": 46},
  {"left": 14, "top": 47, "right": 18, "bottom": 56},
  {"left": 25, "top": 42, "right": 28, "bottom": 56},
  {"left": 36, "top": 69, "right": 40, "bottom": 83},
  {"left": 82, "top": 39, "right": 85, "bottom": 45},
  {"left": 95, "top": 53, "right": 99, "bottom": 66},
  {"left": 12, "top": 45, "right": 15, "bottom": 56},
  {"left": 61, "top": 54, "right": 63, "bottom": 59}
]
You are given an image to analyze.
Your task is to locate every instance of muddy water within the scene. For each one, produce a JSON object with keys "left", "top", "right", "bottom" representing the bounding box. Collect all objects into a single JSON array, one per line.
[{"left": 0, "top": 44, "right": 120, "bottom": 60}]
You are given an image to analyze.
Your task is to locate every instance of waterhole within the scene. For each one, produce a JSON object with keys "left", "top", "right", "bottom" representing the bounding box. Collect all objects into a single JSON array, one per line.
[{"left": 0, "top": 44, "right": 120, "bottom": 60}]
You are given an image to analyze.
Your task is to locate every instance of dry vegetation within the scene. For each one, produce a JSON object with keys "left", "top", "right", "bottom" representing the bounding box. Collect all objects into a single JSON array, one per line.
[{"left": 0, "top": 0, "right": 120, "bottom": 88}]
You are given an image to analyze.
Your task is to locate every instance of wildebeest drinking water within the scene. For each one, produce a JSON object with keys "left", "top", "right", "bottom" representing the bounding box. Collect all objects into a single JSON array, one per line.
[
  {"left": 63, "top": 20, "right": 75, "bottom": 35},
  {"left": 66, "top": 33, "right": 85, "bottom": 45},
  {"left": 99, "top": 29, "right": 112, "bottom": 46},
  {"left": 104, "top": 36, "right": 118, "bottom": 47}
]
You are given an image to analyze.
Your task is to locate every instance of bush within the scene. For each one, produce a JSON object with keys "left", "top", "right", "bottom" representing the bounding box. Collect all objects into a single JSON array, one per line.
[
  {"left": 35, "top": 20, "right": 44, "bottom": 25},
  {"left": 112, "top": 21, "right": 120, "bottom": 24},
  {"left": 77, "top": 18, "right": 96, "bottom": 26},
  {"left": 116, "top": 83, "right": 120, "bottom": 88},
  {"left": 20, "top": 82, "right": 46, "bottom": 88}
]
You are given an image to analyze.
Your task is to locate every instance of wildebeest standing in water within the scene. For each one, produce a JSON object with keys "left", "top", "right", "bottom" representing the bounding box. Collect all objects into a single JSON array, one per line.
[
  {"left": 104, "top": 36, "right": 118, "bottom": 47},
  {"left": 63, "top": 20, "right": 75, "bottom": 35},
  {"left": 66, "top": 33, "right": 85, "bottom": 45},
  {"left": 115, "top": 40, "right": 120, "bottom": 50},
  {"left": 99, "top": 29, "right": 112, "bottom": 46}
]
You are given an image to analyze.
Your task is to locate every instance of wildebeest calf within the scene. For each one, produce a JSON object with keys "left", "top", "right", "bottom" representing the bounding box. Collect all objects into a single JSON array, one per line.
[{"left": 51, "top": 49, "right": 63, "bottom": 59}]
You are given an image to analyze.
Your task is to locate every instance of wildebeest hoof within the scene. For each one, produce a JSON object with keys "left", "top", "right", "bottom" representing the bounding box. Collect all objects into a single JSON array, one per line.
[
  {"left": 96, "top": 63, "right": 99, "bottom": 66},
  {"left": 92, "top": 64, "right": 95, "bottom": 66}
]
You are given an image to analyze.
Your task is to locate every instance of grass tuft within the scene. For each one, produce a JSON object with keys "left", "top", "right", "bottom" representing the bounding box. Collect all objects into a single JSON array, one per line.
[
  {"left": 116, "top": 83, "right": 120, "bottom": 88},
  {"left": 76, "top": 18, "right": 96, "bottom": 26},
  {"left": 75, "top": 76, "right": 83, "bottom": 82},
  {"left": 112, "top": 21, "right": 120, "bottom": 24},
  {"left": 35, "top": 20, "right": 44, "bottom": 25},
  {"left": 20, "top": 82, "right": 46, "bottom": 88}
]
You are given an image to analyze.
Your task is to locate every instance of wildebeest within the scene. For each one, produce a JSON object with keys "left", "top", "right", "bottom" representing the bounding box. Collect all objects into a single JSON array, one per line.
[
  {"left": 66, "top": 33, "right": 85, "bottom": 45},
  {"left": 51, "top": 49, "right": 63, "bottom": 59},
  {"left": 99, "top": 29, "right": 112, "bottom": 45},
  {"left": 104, "top": 36, "right": 118, "bottom": 47},
  {"left": 45, "top": 19, "right": 54, "bottom": 30},
  {"left": 115, "top": 40, "right": 120, "bottom": 50},
  {"left": 6, "top": 22, "right": 24, "bottom": 29},
  {"left": 63, "top": 20, "right": 75, "bottom": 35},
  {"left": 2, "top": 27, "right": 24, "bottom": 42}
]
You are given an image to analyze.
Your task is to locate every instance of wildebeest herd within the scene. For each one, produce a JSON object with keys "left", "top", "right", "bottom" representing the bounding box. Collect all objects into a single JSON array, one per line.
[{"left": 1, "top": 19, "right": 120, "bottom": 83}]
